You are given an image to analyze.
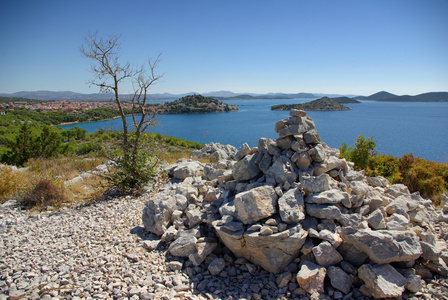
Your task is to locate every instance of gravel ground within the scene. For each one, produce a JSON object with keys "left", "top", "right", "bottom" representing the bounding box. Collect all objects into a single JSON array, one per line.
[{"left": 1, "top": 192, "right": 447, "bottom": 300}]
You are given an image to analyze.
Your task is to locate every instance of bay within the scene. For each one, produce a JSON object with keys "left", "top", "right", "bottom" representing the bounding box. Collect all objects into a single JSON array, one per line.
[{"left": 59, "top": 99, "right": 448, "bottom": 163}]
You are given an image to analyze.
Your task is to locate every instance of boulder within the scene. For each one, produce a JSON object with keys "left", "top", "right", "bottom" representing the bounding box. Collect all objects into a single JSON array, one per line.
[
  {"left": 190, "top": 142, "right": 237, "bottom": 162},
  {"left": 265, "top": 155, "right": 298, "bottom": 185},
  {"left": 168, "top": 235, "right": 197, "bottom": 257},
  {"left": 278, "top": 187, "right": 306, "bottom": 223},
  {"left": 358, "top": 264, "right": 407, "bottom": 298},
  {"left": 142, "top": 195, "right": 176, "bottom": 236},
  {"left": 301, "top": 174, "right": 332, "bottom": 195},
  {"left": 341, "top": 227, "right": 422, "bottom": 264},
  {"left": 305, "top": 189, "right": 349, "bottom": 205},
  {"left": 172, "top": 160, "right": 204, "bottom": 180},
  {"left": 327, "top": 266, "right": 353, "bottom": 294},
  {"left": 232, "top": 154, "right": 261, "bottom": 181},
  {"left": 312, "top": 241, "right": 343, "bottom": 267},
  {"left": 235, "top": 142, "right": 251, "bottom": 160},
  {"left": 306, "top": 203, "right": 342, "bottom": 220},
  {"left": 213, "top": 222, "right": 308, "bottom": 274},
  {"left": 297, "top": 261, "right": 326, "bottom": 294},
  {"left": 234, "top": 185, "right": 277, "bottom": 225}
]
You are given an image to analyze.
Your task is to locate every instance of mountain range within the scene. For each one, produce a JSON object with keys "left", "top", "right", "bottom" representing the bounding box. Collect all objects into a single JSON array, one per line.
[
  {"left": 0, "top": 90, "right": 447, "bottom": 102},
  {"left": 355, "top": 91, "right": 448, "bottom": 102}
]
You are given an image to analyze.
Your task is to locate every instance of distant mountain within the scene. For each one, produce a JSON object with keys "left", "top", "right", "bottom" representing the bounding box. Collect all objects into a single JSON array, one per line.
[
  {"left": 355, "top": 91, "right": 448, "bottom": 102},
  {"left": 355, "top": 91, "right": 398, "bottom": 101}
]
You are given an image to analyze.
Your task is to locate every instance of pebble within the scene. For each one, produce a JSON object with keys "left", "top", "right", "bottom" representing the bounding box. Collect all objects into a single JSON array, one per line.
[{"left": 2, "top": 192, "right": 448, "bottom": 300}]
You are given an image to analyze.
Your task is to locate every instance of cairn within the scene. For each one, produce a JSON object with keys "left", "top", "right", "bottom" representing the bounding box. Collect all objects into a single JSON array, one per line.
[{"left": 142, "top": 109, "right": 447, "bottom": 298}]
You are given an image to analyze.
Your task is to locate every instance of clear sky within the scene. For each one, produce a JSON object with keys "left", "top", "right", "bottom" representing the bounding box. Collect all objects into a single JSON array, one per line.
[{"left": 1, "top": 0, "right": 447, "bottom": 96}]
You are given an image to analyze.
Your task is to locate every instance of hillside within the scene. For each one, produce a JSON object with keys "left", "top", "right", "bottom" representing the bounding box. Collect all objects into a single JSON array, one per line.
[
  {"left": 330, "top": 97, "right": 361, "bottom": 104},
  {"left": 356, "top": 91, "right": 448, "bottom": 102},
  {"left": 271, "top": 97, "right": 351, "bottom": 111}
]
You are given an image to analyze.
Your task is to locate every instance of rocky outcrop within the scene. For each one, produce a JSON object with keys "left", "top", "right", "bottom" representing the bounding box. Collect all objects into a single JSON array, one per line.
[{"left": 142, "top": 109, "right": 447, "bottom": 298}]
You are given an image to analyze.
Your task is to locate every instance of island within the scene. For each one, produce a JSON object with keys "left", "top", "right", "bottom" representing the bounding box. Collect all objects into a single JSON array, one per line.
[
  {"left": 271, "top": 97, "right": 351, "bottom": 111},
  {"left": 151, "top": 94, "right": 238, "bottom": 114}
]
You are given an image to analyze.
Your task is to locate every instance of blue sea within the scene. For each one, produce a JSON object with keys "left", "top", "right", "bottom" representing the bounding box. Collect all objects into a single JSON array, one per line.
[{"left": 60, "top": 99, "right": 448, "bottom": 163}]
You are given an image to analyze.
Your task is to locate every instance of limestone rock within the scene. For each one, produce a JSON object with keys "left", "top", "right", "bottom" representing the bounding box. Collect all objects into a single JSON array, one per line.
[
  {"left": 168, "top": 235, "right": 197, "bottom": 257},
  {"left": 358, "top": 264, "right": 406, "bottom": 298},
  {"left": 234, "top": 185, "right": 277, "bottom": 225},
  {"left": 213, "top": 222, "right": 308, "bottom": 273},
  {"left": 305, "top": 189, "right": 349, "bottom": 205},
  {"left": 327, "top": 266, "right": 353, "bottom": 294},
  {"left": 297, "top": 261, "right": 326, "bottom": 294},
  {"left": 142, "top": 195, "right": 176, "bottom": 236},
  {"left": 172, "top": 160, "right": 204, "bottom": 180},
  {"left": 278, "top": 187, "right": 305, "bottom": 224},
  {"left": 235, "top": 142, "right": 251, "bottom": 160},
  {"left": 208, "top": 257, "right": 226, "bottom": 275},
  {"left": 306, "top": 203, "right": 342, "bottom": 220},
  {"left": 265, "top": 155, "right": 298, "bottom": 185},
  {"left": 312, "top": 241, "right": 343, "bottom": 267},
  {"left": 232, "top": 154, "right": 261, "bottom": 181},
  {"left": 301, "top": 174, "right": 332, "bottom": 195},
  {"left": 341, "top": 227, "right": 422, "bottom": 264}
]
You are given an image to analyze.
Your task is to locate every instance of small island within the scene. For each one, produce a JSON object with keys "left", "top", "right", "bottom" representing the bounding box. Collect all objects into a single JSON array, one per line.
[
  {"left": 152, "top": 94, "right": 238, "bottom": 114},
  {"left": 271, "top": 97, "right": 352, "bottom": 111}
]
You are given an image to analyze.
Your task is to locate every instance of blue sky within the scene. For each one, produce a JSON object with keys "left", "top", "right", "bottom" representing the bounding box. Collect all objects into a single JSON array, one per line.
[{"left": 1, "top": 0, "right": 447, "bottom": 96}]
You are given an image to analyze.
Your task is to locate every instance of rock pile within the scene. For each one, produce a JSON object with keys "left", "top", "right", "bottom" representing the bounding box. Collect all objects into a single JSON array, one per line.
[{"left": 142, "top": 109, "right": 448, "bottom": 298}]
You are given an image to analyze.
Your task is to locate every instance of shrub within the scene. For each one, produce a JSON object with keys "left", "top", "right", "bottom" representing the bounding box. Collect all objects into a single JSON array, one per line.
[
  {"left": 340, "top": 135, "right": 376, "bottom": 170},
  {"left": 21, "top": 178, "right": 68, "bottom": 209},
  {"left": 398, "top": 154, "right": 448, "bottom": 204},
  {"left": 366, "top": 154, "right": 400, "bottom": 182}
]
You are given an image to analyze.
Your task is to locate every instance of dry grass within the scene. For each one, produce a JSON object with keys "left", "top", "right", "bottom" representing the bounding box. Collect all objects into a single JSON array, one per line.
[{"left": 0, "top": 156, "right": 109, "bottom": 209}]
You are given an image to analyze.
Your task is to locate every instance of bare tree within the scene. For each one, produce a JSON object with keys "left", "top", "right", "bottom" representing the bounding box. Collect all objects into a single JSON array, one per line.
[{"left": 81, "top": 32, "right": 163, "bottom": 191}]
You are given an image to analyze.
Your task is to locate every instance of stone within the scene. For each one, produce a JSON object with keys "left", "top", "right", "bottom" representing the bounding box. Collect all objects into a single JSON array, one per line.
[
  {"left": 303, "top": 129, "right": 321, "bottom": 144},
  {"left": 208, "top": 257, "right": 226, "bottom": 275},
  {"left": 295, "top": 151, "right": 312, "bottom": 171},
  {"left": 278, "top": 187, "right": 306, "bottom": 224},
  {"left": 232, "top": 154, "right": 261, "bottom": 181},
  {"left": 296, "top": 261, "right": 326, "bottom": 294},
  {"left": 327, "top": 266, "right": 353, "bottom": 294},
  {"left": 290, "top": 109, "right": 307, "bottom": 117},
  {"left": 306, "top": 203, "right": 342, "bottom": 220},
  {"left": 301, "top": 174, "right": 332, "bottom": 195},
  {"left": 276, "top": 271, "right": 293, "bottom": 288},
  {"left": 385, "top": 194, "right": 419, "bottom": 215},
  {"left": 190, "top": 142, "right": 237, "bottom": 162},
  {"left": 172, "top": 160, "right": 204, "bottom": 180},
  {"left": 358, "top": 264, "right": 406, "bottom": 299},
  {"left": 420, "top": 241, "right": 442, "bottom": 261},
  {"left": 403, "top": 272, "right": 423, "bottom": 293},
  {"left": 142, "top": 195, "right": 176, "bottom": 236},
  {"left": 350, "top": 181, "right": 371, "bottom": 196},
  {"left": 366, "top": 208, "right": 387, "bottom": 230},
  {"left": 234, "top": 185, "right": 277, "bottom": 225},
  {"left": 213, "top": 221, "right": 308, "bottom": 273},
  {"left": 312, "top": 241, "right": 343, "bottom": 267},
  {"left": 367, "top": 176, "right": 389, "bottom": 187},
  {"left": 265, "top": 155, "right": 298, "bottom": 185},
  {"left": 188, "top": 242, "right": 218, "bottom": 266},
  {"left": 309, "top": 144, "right": 326, "bottom": 162},
  {"left": 386, "top": 213, "right": 410, "bottom": 231},
  {"left": 235, "top": 142, "right": 251, "bottom": 160},
  {"left": 341, "top": 228, "right": 422, "bottom": 264},
  {"left": 168, "top": 235, "right": 197, "bottom": 257},
  {"left": 305, "top": 189, "right": 349, "bottom": 205}
]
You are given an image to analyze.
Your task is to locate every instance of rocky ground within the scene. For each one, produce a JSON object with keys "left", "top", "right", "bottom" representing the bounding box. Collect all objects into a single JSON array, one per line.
[{"left": 1, "top": 191, "right": 447, "bottom": 300}]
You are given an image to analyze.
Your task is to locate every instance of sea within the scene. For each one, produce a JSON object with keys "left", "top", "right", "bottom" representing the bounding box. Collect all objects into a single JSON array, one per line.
[{"left": 59, "top": 99, "right": 448, "bottom": 163}]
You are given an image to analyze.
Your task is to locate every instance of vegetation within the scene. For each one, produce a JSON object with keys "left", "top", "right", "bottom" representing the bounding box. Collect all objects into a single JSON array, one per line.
[
  {"left": 158, "top": 94, "right": 238, "bottom": 113},
  {"left": 271, "top": 97, "right": 350, "bottom": 111},
  {"left": 81, "top": 32, "right": 164, "bottom": 193},
  {"left": 340, "top": 135, "right": 448, "bottom": 204}
]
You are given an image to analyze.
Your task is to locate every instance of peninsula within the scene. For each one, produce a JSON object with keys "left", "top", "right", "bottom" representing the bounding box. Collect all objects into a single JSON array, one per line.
[{"left": 271, "top": 97, "right": 351, "bottom": 111}]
